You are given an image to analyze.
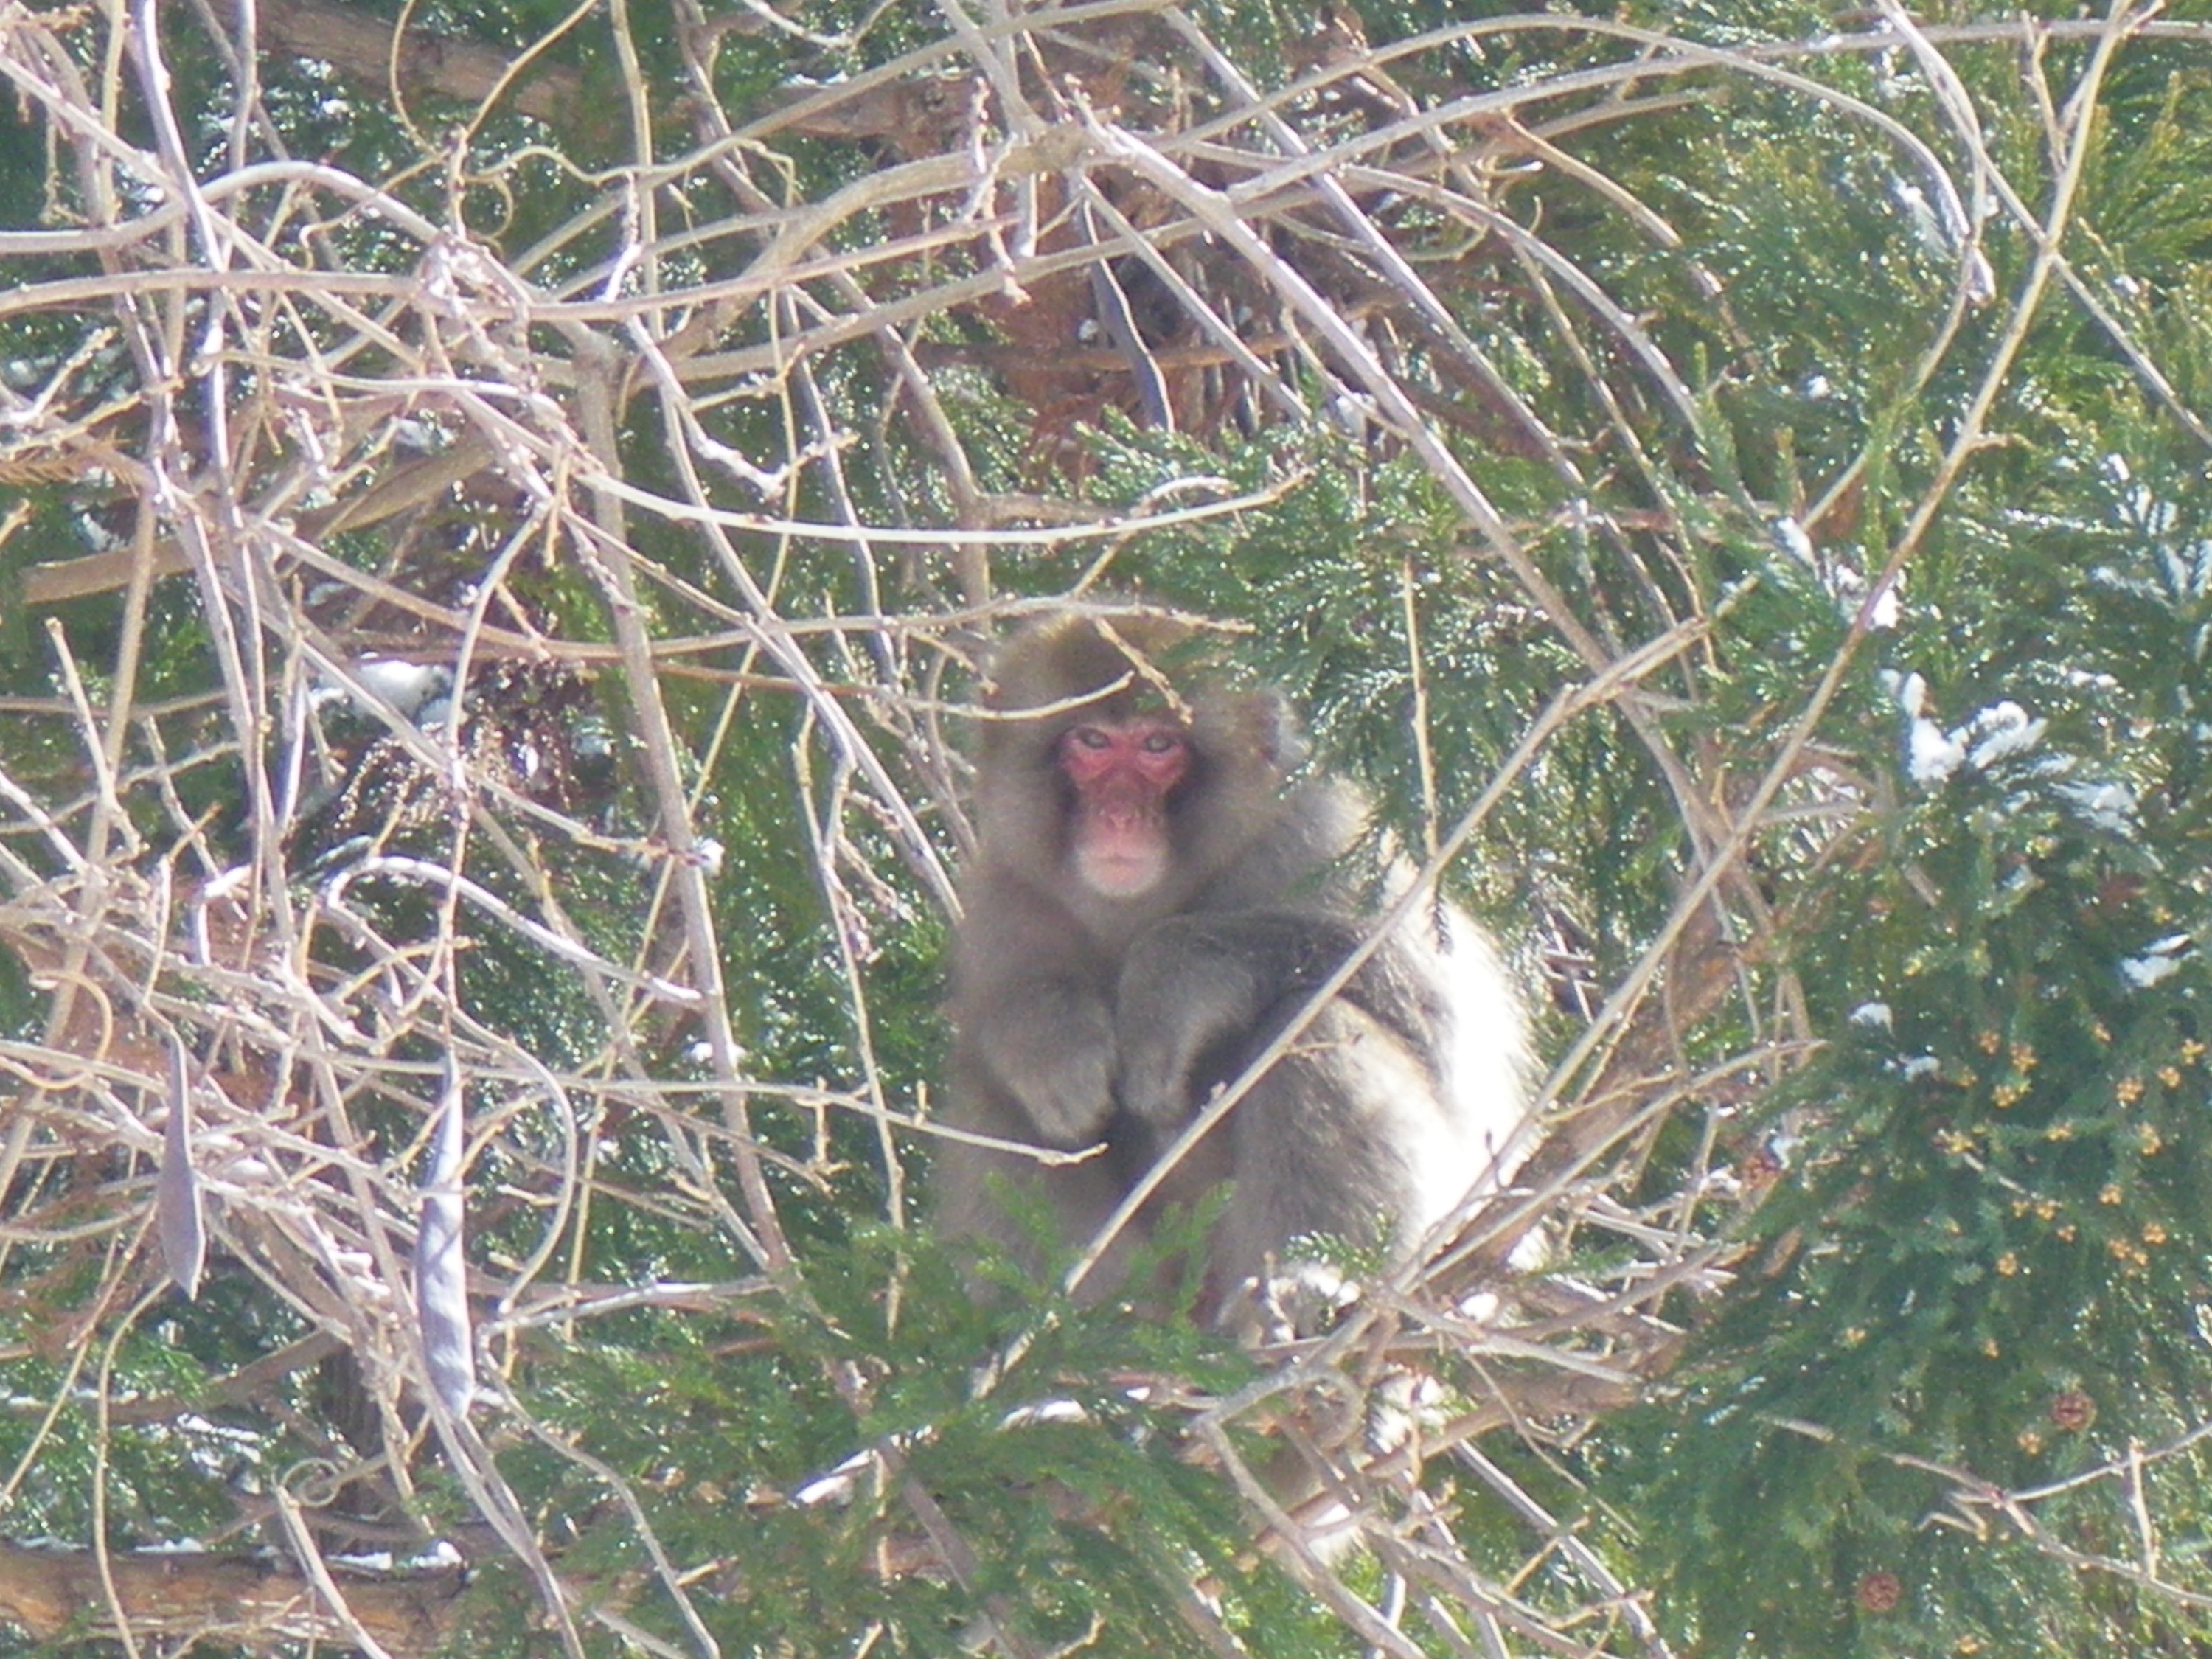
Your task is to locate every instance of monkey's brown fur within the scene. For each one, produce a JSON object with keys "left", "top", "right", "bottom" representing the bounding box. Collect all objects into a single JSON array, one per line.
[{"left": 936, "top": 611, "right": 1531, "bottom": 1324}]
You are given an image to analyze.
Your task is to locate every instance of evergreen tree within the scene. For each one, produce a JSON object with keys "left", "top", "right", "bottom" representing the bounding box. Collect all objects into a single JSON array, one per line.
[{"left": 1, "top": 1, "right": 2210, "bottom": 1655}]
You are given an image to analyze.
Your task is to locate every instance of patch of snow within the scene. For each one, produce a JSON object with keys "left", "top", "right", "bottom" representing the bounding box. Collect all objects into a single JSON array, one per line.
[{"left": 2121, "top": 935, "right": 2192, "bottom": 990}]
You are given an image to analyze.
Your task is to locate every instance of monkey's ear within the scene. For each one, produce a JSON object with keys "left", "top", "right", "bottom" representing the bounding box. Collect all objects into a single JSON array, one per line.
[{"left": 1181, "top": 680, "right": 1306, "bottom": 772}]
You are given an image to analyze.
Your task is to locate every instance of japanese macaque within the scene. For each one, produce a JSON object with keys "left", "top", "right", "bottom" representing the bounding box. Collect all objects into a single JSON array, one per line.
[{"left": 934, "top": 611, "right": 1534, "bottom": 1326}]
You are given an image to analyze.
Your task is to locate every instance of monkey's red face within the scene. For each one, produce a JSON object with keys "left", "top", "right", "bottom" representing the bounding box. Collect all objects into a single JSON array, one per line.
[{"left": 1059, "top": 716, "right": 1191, "bottom": 898}]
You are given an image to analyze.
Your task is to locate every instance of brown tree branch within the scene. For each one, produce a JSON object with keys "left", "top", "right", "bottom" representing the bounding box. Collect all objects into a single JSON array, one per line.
[
  {"left": 0, "top": 1539, "right": 465, "bottom": 1657},
  {"left": 254, "top": 0, "right": 583, "bottom": 125}
]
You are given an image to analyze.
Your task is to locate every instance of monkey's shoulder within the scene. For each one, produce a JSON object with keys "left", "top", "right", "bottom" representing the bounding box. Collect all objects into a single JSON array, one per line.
[
  {"left": 1186, "top": 776, "right": 1368, "bottom": 908},
  {"left": 950, "top": 866, "right": 1110, "bottom": 964}
]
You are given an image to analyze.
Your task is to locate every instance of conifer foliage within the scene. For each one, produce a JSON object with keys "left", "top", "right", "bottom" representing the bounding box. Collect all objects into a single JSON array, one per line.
[{"left": 1, "top": 1, "right": 2211, "bottom": 1655}]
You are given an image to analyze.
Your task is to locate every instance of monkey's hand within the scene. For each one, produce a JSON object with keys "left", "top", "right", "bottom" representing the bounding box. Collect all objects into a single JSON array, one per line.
[
  {"left": 970, "top": 984, "right": 1119, "bottom": 1147},
  {"left": 1115, "top": 915, "right": 1306, "bottom": 1135}
]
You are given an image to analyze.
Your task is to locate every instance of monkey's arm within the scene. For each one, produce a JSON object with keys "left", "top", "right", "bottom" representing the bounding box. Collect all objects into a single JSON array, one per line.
[
  {"left": 955, "top": 978, "right": 1119, "bottom": 1147},
  {"left": 1113, "top": 911, "right": 1379, "bottom": 1137},
  {"left": 947, "top": 877, "right": 1124, "bottom": 1147}
]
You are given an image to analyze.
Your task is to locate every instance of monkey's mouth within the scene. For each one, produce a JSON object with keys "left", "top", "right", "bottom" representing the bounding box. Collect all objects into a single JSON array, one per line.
[{"left": 1075, "top": 844, "right": 1167, "bottom": 897}]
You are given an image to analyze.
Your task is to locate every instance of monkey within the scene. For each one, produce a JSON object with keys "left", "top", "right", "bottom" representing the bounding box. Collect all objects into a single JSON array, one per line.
[{"left": 933, "top": 609, "right": 1534, "bottom": 1328}]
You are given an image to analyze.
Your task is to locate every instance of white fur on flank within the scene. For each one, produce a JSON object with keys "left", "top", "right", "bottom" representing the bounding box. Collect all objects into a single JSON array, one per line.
[{"left": 1411, "top": 904, "right": 1534, "bottom": 1234}]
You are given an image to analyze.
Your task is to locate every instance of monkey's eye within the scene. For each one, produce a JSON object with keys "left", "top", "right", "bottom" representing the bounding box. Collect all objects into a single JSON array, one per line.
[
  {"left": 1141, "top": 731, "right": 1183, "bottom": 754},
  {"left": 1068, "top": 726, "right": 1113, "bottom": 751}
]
